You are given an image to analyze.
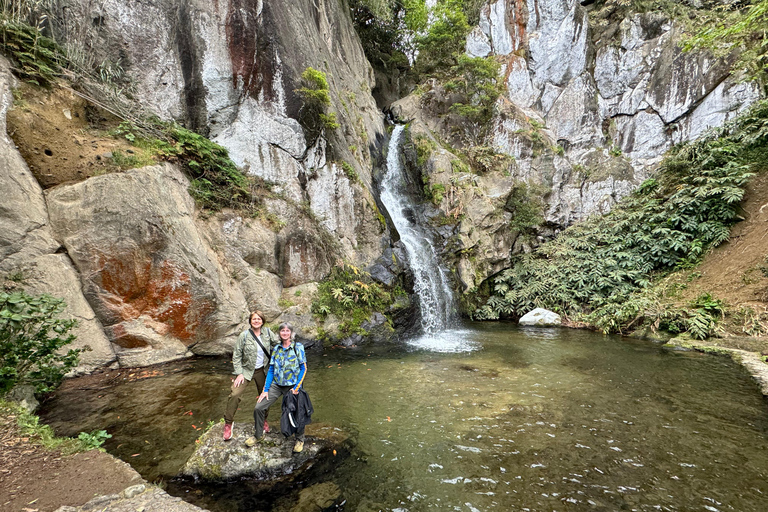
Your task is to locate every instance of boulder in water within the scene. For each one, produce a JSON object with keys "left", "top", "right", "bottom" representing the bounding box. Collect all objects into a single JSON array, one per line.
[
  {"left": 180, "top": 422, "right": 344, "bottom": 481},
  {"left": 519, "top": 308, "right": 562, "bottom": 327}
]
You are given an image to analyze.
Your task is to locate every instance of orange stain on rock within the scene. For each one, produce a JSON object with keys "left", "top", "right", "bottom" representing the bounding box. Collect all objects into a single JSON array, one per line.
[{"left": 96, "top": 253, "right": 213, "bottom": 345}]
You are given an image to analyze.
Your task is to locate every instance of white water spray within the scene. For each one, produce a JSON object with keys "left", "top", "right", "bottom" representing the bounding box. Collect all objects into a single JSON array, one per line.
[{"left": 381, "top": 126, "right": 475, "bottom": 352}]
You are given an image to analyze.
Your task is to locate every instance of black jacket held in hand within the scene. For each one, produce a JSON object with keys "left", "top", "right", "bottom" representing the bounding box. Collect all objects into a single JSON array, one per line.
[{"left": 281, "top": 388, "right": 313, "bottom": 437}]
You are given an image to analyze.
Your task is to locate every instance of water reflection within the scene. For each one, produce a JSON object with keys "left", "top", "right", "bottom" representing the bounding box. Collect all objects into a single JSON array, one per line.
[{"left": 40, "top": 323, "right": 768, "bottom": 511}]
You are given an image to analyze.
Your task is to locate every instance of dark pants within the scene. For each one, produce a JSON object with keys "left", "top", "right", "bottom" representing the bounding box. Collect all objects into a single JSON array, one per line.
[
  {"left": 254, "top": 383, "right": 304, "bottom": 440},
  {"left": 223, "top": 367, "right": 268, "bottom": 424}
]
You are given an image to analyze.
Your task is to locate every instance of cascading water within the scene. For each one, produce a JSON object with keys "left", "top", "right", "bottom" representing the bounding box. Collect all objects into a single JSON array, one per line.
[{"left": 380, "top": 125, "right": 476, "bottom": 352}]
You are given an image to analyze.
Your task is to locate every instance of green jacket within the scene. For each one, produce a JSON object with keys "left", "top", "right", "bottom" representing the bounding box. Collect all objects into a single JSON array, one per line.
[{"left": 232, "top": 327, "right": 277, "bottom": 381}]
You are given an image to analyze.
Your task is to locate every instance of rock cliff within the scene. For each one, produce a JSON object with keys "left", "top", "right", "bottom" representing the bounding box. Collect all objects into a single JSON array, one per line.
[
  {"left": 1, "top": 0, "right": 393, "bottom": 368},
  {"left": 0, "top": 0, "right": 762, "bottom": 371},
  {"left": 392, "top": 0, "right": 762, "bottom": 294}
]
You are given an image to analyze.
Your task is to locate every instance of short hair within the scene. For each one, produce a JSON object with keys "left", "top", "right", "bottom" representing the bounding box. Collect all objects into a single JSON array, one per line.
[
  {"left": 278, "top": 322, "right": 295, "bottom": 340},
  {"left": 249, "top": 310, "right": 265, "bottom": 323}
]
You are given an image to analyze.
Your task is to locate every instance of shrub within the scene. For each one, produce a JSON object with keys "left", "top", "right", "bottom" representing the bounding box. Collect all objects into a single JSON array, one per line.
[
  {"left": 0, "top": 19, "right": 64, "bottom": 86},
  {"left": 0, "top": 291, "right": 84, "bottom": 395},
  {"left": 296, "top": 67, "right": 338, "bottom": 136},
  {"left": 444, "top": 55, "right": 503, "bottom": 142},
  {"left": 311, "top": 263, "right": 402, "bottom": 335},
  {"left": 110, "top": 121, "right": 262, "bottom": 213},
  {"left": 683, "top": 0, "right": 768, "bottom": 82},
  {"left": 414, "top": 0, "right": 471, "bottom": 75},
  {"left": 505, "top": 182, "right": 544, "bottom": 235}
]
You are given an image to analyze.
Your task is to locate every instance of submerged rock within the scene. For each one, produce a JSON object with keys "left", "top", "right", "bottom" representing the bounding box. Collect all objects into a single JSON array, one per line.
[
  {"left": 519, "top": 308, "right": 562, "bottom": 327},
  {"left": 181, "top": 422, "right": 343, "bottom": 481}
]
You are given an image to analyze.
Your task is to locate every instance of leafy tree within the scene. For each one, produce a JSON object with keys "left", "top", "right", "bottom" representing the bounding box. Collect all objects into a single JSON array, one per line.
[
  {"left": 414, "top": 0, "right": 471, "bottom": 75},
  {"left": 0, "top": 292, "right": 85, "bottom": 395},
  {"left": 444, "top": 55, "right": 503, "bottom": 141}
]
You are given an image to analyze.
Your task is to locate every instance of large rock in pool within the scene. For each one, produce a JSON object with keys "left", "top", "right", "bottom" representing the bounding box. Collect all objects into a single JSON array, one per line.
[
  {"left": 180, "top": 422, "right": 345, "bottom": 481},
  {"left": 519, "top": 308, "right": 562, "bottom": 327}
]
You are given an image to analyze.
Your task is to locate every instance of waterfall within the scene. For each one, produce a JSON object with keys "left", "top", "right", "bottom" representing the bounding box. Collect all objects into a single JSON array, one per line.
[{"left": 380, "top": 125, "right": 460, "bottom": 340}]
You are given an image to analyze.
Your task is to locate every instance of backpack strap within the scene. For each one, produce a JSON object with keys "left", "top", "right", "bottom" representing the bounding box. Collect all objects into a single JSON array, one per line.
[{"left": 248, "top": 329, "right": 271, "bottom": 362}]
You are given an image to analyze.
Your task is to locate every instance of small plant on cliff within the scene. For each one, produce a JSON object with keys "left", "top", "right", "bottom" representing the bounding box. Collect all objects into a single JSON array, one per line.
[
  {"left": 312, "top": 263, "right": 400, "bottom": 335},
  {"left": 683, "top": 0, "right": 768, "bottom": 82},
  {"left": 0, "top": 18, "right": 64, "bottom": 86},
  {"left": 505, "top": 181, "right": 545, "bottom": 236},
  {"left": 0, "top": 291, "right": 85, "bottom": 395},
  {"left": 296, "top": 67, "right": 338, "bottom": 136},
  {"left": 109, "top": 121, "right": 264, "bottom": 213}
]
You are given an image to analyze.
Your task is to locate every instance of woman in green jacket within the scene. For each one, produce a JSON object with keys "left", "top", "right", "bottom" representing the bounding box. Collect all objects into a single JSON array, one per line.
[{"left": 222, "top": 310, "right": 277, "bottom": 441}]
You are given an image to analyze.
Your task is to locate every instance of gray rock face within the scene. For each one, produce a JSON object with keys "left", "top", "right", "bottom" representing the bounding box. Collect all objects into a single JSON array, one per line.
[
  {"left": 46, "top": 164, "right": 246, "bottom": 365},
  {"left": 17, "top": 254, "right": 116, "bottom": 372},
  {"left": 519, "top": 308, "right": 562, "bottom": 326},
  {"left": 467, "top": 0, "right": 762, "bottom": 225},
  {"left": 6, "top": 384, "right": 39, "bottom": 413},
  {"left": 53, "top": 0, "right": 387, "bottom": 271},
  {"left": 0, "top": 57, "right": 59, "bottom": 273}
]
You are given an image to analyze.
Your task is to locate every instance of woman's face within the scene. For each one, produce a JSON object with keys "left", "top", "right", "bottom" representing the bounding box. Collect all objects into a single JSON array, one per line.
[
  {"left": 279, "top": 327, "right": 292, "bottom": 341},
  {"left": 250, "top": 314, "right": 263, "bottom": 329}
]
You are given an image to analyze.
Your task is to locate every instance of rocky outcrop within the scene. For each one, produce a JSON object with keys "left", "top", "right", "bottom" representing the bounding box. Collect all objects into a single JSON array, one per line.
[
  {"left": 54, "top": 485, "right": 207, "bottom": 512},
  {"left": 181, "top": 422, "right": 339, "bottom": 481},
  {"left": 18, "top": 254, "right": 116, "bottom": 372},
  {"left": 393, "top": 0, "right": 763, "bottom": 300},
  {"left": 52, "top": 0, "right": 388, "bottom": 270},
  {"left": 0, "top": 56, "right": 118, "bottom": 370},
  {"left": 0, "top": 59, "right": 59, "bottom": 274},
  {"left": 467, "top": 0, "right": 761, "bottom": 223},
  {"left": 45, "top": 164, "right": 246, "bottom": 365}
]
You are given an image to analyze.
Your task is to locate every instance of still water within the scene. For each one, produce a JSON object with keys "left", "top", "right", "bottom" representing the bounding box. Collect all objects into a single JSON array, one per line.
[{"left": 41, "top": 323, "right": 768, "bottom": 511}]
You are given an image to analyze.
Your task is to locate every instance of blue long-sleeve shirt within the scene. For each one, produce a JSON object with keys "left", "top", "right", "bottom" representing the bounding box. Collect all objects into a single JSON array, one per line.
[{"left": 264, "top": 341, "right": 306, "bottom": 391}]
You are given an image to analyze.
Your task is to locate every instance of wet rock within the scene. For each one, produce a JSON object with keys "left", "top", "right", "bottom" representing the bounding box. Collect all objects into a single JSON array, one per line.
[
  {"left": 181, "top": 423, "right": 337, "bottom": 481},
  {"left": 286, "top": 481, "right": 341, "bottom": 512},
  {"left": 519, "top": 308, "right": 562, "bottom": 326},
  {"left": 55, "top": 486, "right": 206, "bottom": 512},
  {"left": 366, "top": 263, "right": 396, "bottom": 287}
]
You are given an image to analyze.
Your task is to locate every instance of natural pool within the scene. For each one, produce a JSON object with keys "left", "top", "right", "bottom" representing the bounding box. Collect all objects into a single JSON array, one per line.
[{"left": 41, "top": 323, "right": 768, "bottom": 511}]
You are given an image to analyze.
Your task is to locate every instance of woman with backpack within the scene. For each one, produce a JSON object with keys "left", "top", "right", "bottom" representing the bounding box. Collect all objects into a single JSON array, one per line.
[
  {"left": 222, "top": 310, "right": 277, "bottom": 441},
  {"left": 248, "top": 322, "right": 308, "bottom": 453}
]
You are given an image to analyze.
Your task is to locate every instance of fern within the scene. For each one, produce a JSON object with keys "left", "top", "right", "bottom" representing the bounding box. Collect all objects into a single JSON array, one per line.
[{"left": 475, "top": 98, "right": 768, "bottom": 339}]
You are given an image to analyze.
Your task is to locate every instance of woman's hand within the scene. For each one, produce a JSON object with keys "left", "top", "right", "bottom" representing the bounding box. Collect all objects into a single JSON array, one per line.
[
  {"left": 257, "top": 391, "right": 269, "bottom": 403},
  {"left": 233, "top": 374, "right": 245, "bottom": 387},
  {"left": 291, "top": 387, "right": 299, "bottom": 395}
]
